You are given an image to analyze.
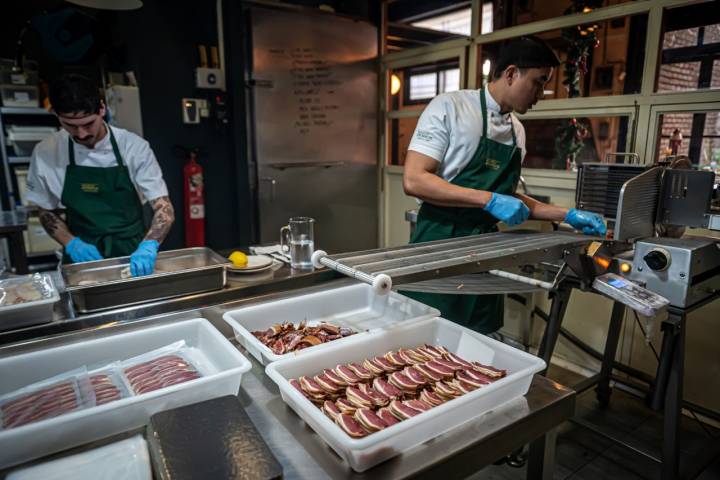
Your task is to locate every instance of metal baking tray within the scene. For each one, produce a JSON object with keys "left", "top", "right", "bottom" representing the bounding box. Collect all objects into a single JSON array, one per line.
[{"left": 62, "top": 247, "right": 231, "bottom": 313}]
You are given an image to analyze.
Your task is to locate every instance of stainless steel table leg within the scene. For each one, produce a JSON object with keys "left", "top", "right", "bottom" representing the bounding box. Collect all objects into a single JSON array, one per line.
[
  {"left": 538, "top": 285, "right": 572, "bottom": 375},
  {"left": 661, "top": 312, "right": 685, "bottom": 480},
  {"left": 596, "top": 301, "right": 625, "bottom": 407},
  {"left": 527, "top": 427, "right": 557, "bottom": 480}
]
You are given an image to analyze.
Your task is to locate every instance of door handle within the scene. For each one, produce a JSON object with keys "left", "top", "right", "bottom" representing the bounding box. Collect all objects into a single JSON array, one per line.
[
  {"left": 268, "top": 161, "right": 345, "bottom": 170},
  {"left": 259, "top": 177, "right": 277, "bottom": 200}
]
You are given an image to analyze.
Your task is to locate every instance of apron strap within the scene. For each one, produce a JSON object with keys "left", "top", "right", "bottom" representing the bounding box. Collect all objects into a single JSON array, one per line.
[
  {"left": 481, "top": 87, "right": 518, "bottom": 158},
  {"left": 480, "top": 87, "right": 488, "bottom": 139},
  {"left": 67, "top": 136, "right": 76, "bottom": 166},
  {"left": 107, "top": 126, "right": 125, "bottom": 167},
  {"left": 67, "top": 125, "right": 125, "bottom": 167}
]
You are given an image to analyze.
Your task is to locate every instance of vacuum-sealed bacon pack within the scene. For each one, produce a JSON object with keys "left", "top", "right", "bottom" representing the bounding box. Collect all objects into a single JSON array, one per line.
[
  {"left": 119, "top": 341, "right": 204, "bottom": 396},
  {"left": 0, "top": 368, "right": 95, "bottom": 430}
]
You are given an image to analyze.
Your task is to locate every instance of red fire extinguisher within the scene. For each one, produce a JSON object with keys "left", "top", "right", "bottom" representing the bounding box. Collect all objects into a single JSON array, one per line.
[{"left": 182, "top": 148, "right": 205, "bottom": 247}]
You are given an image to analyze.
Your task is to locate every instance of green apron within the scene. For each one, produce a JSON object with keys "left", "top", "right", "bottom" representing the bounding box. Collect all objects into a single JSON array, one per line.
[
  {"left": 402, "top": 88, "right": 522, "bottom": 334},
  {"left": 61, "top": 127, "right": 145, "bottom": 262}
]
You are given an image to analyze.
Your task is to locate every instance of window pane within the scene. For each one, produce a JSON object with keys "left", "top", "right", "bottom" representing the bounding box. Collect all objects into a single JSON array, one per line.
[
  {"left": 411, "top": 8, "right": 471, "bottom": 36},
  {"left": 409, "top": 73, "right": 438, "bottom": 100},
  {"left": 388, "top": 59, "right": 461, "bottom": 110},
  {"left": 476, "top": 14, "right": 647, "bottom": 98},
  {"left": 388, "top": 116, "right": 420, "bottom": 166},
  {"left": 476, "top": 0, "right": 635, "bottom": 34},
  {"left": 522, "top": 115, "right": 629, "bottom": 169},
  {"left": 385, "top": 1, "right": 469, "bottom": 53},
  {"left": 439, "top": 68, "right": 460, "bottom": 93},
  {"left": 655, "top": 111, "right": 720, "bottom": 171},
  {"left": 656, "top": 5, "right": 720, "bottom": 92}
]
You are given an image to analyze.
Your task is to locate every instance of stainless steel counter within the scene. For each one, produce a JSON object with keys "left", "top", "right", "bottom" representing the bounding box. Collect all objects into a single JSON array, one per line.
[
  {"left": 0, "top": 263, "right": 339, "bottom": 347},
  {"left": 0, "top": 279, "right": 576, "bottom": 479}
]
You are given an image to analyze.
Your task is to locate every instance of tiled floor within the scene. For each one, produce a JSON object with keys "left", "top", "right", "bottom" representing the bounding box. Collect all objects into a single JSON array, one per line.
[{"left": 469, "top": 365, "right": 720, "bottom": 480}]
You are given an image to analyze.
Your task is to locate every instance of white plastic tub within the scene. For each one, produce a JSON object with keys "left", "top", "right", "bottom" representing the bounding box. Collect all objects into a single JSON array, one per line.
[
  {"left": 265, "top": 317, "right": 546, "bottom": 472},
  {"left": 0, "top": 318, "right": 251, "bottom": 469},
  {"left": 223, "top": 283, "right": 440, "bottom": 365}
]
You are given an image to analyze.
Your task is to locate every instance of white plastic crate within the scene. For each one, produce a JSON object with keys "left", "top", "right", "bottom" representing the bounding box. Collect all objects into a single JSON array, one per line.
[
  {"left": 223, "top": 283, "right": 440, "bottom": 365},
  {"left": 0, "top": 318, "right": 251, "bottom": 469},
  {"left": 265, "top": 317, "right": 546, "bottom": 472}
]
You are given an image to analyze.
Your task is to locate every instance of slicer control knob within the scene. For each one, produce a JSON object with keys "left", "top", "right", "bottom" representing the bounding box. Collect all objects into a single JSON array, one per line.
[{"left": 643, "top": 248, "right": 670, "bottom": 272}]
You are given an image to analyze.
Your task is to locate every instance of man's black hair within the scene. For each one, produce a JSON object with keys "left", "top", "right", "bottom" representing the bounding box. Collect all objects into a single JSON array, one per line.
[
  {"left": 491, "top": 35, "right": 561, "bottom": 80},
  {"left": 49, "top": 74, "right": 102, "bottom": 115}
]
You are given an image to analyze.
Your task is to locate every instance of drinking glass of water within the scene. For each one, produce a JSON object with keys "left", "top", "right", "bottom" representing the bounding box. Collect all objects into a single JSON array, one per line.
[{"left": 280, "top": 217, "right": 315, "bottom": 270}]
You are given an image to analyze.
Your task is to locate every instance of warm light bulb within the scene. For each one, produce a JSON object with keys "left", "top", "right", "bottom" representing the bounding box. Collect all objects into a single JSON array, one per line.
[
  {"left": 482, "top": 59, "right": 491, "bottom": 76},
  {"left": 390, "top": 74, "right": 401, "bottom": 95},
  {"left": 583, "top": 6, "right": 592, "bottom": 13}
]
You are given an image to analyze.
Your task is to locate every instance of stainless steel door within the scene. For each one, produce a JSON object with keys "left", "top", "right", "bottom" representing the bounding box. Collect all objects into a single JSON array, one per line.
[{"left": 250, "top": 7, "right": 378, "bottom": 253}]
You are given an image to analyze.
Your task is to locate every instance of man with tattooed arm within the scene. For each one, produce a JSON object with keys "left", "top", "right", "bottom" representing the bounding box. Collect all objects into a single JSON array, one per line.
[{"left": 25, "top": 74, "right": 174, "bottom": 277}]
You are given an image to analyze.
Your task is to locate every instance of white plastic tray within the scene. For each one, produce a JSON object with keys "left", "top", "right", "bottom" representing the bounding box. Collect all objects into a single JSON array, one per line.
[
  {"left": 0, "top": 273, "right": 59, "bottom": 332},
  {"left": 223, "top": 283, "right": 440, "bottom": 365},
  {"left": 0, "top": 318, "right": 251, "bottom": 469},
  {"left": 265, "top": 317, "right": 546, "bottom": 472}
]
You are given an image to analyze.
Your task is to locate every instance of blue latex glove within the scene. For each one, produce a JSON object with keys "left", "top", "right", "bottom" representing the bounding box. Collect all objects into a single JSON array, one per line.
[
  {"left": 483, "top": 193, "right": 530, "bottom": 226},
  {"left": 130, "top": 240, "right": 160, "bottom": 277},
  {"left": 565, "top": 208, "right": 607, "bottom": 236},
  {"left": 66, "top": 237, "right": 103, "bottom": 263}
]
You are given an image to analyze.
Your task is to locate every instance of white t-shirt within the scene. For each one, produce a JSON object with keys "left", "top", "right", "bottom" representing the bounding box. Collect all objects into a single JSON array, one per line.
[
  {"left": 408, "top": 86, "right": 526, "bottom": 183},
  {"left": 25, "top": 125, "right": 169, "bottom": 210}
]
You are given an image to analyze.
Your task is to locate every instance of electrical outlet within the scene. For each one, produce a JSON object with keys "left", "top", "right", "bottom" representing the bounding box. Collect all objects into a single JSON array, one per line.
[
  {"left": 195, "top": 67, "right": 225, "bottom": 90},
  {"left": 182, "top": 98, "right": 207, "bottom": 124}
]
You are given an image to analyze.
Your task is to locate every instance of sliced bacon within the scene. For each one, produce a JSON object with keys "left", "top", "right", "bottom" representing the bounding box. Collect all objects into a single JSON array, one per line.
[
  {"left": 377, "top": 407, "right": 401, "bottom": 426},
  {"left": 389, "top": 399, "right": 421, "bottom": 420},
  {"left": 322, "top": 400, "right": 341, "bottom": 421},
  {"left": 345, "top": 386, "right": 373, "bottom": 409},
  {"left": 372, "top": 377, "right": 402, "bottom": 399},
  {"left": 336, "top": 414, "right": 368, "bottom": 438},
  {"left": 354, "top": 408, "right": 388, "bottom": 432},
  {"left": 472, "top": 362, "right": 507, "bottom": 378}
]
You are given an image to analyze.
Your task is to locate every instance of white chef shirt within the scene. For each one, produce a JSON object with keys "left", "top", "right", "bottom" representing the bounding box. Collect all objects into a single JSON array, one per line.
[
  {"left": 408, "top": 86, "right": 526, "bottom": 183},
  {"left": 25, "top": 125, "right": 168, "bottom": 210}
]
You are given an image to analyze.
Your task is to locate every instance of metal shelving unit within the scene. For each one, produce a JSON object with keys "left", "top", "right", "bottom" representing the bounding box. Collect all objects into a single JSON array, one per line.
[{"left": 0, "top": 106, "right": 54, "bottom": 209}]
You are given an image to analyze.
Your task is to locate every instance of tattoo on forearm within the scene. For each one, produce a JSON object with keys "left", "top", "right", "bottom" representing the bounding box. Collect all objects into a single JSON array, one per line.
[
  {"left": 38, "top": 208, "right": 74, "bottom": 246},
  {"left": 145, "top": 196, "right": 175, "bottom": 243}
]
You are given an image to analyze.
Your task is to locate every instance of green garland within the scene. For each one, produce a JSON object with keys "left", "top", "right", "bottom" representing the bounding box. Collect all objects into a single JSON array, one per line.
[{"left": 554, "top": 0, "right": 603, "bottom": 169}]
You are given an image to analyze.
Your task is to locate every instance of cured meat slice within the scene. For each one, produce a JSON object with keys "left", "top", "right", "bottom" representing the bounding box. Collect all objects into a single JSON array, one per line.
[
  {"left": 461, "top": 369, "right": 494, "bottom": 384},
  {"left": 389, "top": 399, "right": 421, "bottom": 420},
  {"left": 404, "top": 399, "right": 432, "bottom": 412},
  {"left": 372, "top": 377, "right": 402, "bottom": 399},
  {"left": 421, "top": 344, "right": 445, "bottom": 358},
  {"left": 377, "top": 407, "right": 401, "bottom": 426},
  {"left": 424, "top": 360, "right": 455, "bottom": 378},
  {"left": 336, "top": 414, "right": 368, "bottom": 438},
  {"left": 357, "top": 383, "right": 389, "bottom": 407},
  {"left": 433, "top": 381, "right": 460, "bottom": 399},
  {"left": 289, "top": 378, "right": 309, "bottom": 398},
  {"left": 397, "top": 348, "right": 421, "bottom": 365},
  {"left": 444, "top": 352, "right": 474, "bottom": 369},
  {"left": 299, "top": 376, "right": 326, "bottom": 397},
  {"left": 385, "top": 351, "right": 407, "bottom": 368},
  {"left": 373, "top": 356, "right": 397, "bottom": 372},
  {"left": 345, "top": 386, "right": 373, "bottom": 409},
  {"left": 472, "top": 362, "right": 507, "bottom": 379},
  {"left": 376, "top": 407, "right": 400, "bottom": 427},
  {"left": 456, "top": 370, "right": 489, "bottom": 388},
  {"left": 354, "top": 408, "right": 388, "bottom": 432},
  {"left": 314, "top": 373, "right": 342, "bottom": 394},
  {"left": 433, "top": 358, "right": 463, "bottom": 371},
  {"left": 322, "top": 369, "right": 348, "bottom": 386},
  {"left": 333, "top": 365, "right": 361, "bottom": 385},
  {"left": 412, "top": 363, "right": 444, "bottom": 382},
  {"left": 419, "top": 389, "right": 445, "bottom": 407},
  {"left": 402, "top": 366, "right": 428, "bottom": 386},
  {"left": 322, "top": 400, "right": 341, "bottom": 421},
  {"left": 335, "top": 397, "right": 357, "bottom": 414},
  {"left": 362, "top": 358, "right": 386, "bottom": 376},
  {"left": 347, "top": 363, "right": 374, "bottom": 381},
  {"left": 388, "top": 372, "right": 420, "bottom": 391},
  {"left": 450, "top": 379, "right": 477, "bottom": 394}
]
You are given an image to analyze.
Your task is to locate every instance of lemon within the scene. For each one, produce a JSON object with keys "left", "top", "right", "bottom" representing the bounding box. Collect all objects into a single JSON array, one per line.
[{"left": 229, "top": 251, "right": 248, "bottom": 268}]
